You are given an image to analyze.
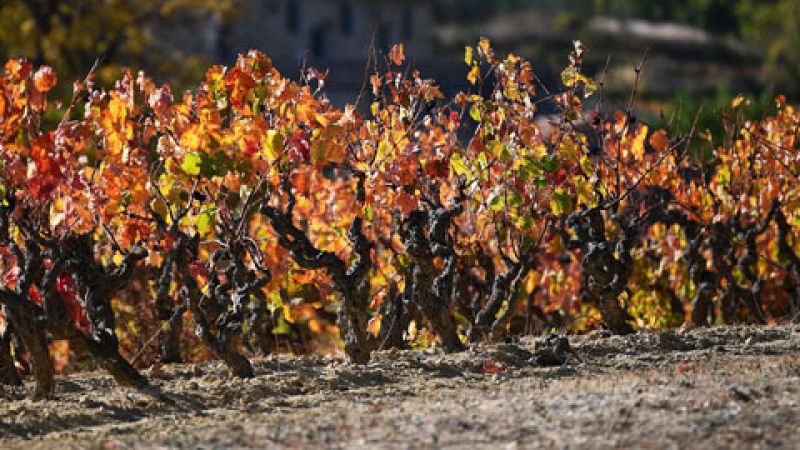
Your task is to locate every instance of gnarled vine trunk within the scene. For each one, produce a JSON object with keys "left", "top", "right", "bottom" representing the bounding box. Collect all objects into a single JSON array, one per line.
[
  {"left": 263, "top": 175, "right": 374, "bottom": 364},
  {"left": 403, "top": 209, "right": 465, "bottom": 353}
]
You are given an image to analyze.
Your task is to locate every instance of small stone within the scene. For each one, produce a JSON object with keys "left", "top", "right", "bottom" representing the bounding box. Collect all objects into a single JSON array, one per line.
[{"left": 731, "top": 386, "right": 751, "bottom": 402}]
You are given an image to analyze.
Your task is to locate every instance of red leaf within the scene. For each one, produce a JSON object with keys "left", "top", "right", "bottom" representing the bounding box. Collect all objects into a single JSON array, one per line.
[
  {"left": 482, "top": 359, "right": 503, "bottom": 374},
  {"left": 396, "top": 193, "right": 418, "bottom": 215},
  {"left": 56, "top": 272, "right": 90, "bottom": 331},
  {"left": 189, "top": 262, "right": 209, "bottom": 279},
  {"left": 288, "top": 131, "right": 311, "bottom": 163}
]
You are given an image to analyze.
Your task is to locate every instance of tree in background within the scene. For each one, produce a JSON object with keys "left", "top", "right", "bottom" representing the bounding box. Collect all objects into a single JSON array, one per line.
[
  {"left": 0, "top": 0, "right": 237, "bottom": 89},
  {"left": 736, "top": 0, "right": 800, "bottom": 91}
]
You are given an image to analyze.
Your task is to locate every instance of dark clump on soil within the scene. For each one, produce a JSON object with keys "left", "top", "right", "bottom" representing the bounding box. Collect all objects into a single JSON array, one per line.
[{"left": 1, "top": 324, "right": 799, "bottom": 449}]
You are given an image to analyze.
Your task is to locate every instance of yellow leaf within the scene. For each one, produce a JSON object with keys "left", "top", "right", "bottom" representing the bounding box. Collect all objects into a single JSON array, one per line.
[
  {"left": 450, "top": 152, "right": 468, "bottom": 176},
  {"left": 731, "top": 94, "right": 746, "bottom": 109},
  {"left": 467, "top": 65, "right": 480, "bottom": 85},
  {"left": 195, "top": 212, "right": 214, "bottom": 236},
  {"left": 579, "top": 155, "right": 594, "bottom": 177},
  {"left": 50, "top": 198, "right": 66, "bottom": 228},
  {"left": 632, "top": 125, "right": 649, "bottom": 159},
  {"left": 573, "top": 176, "right": 597, "bottom": 207},
  {"left": 263, "top": 130, "right": 284, "bottom": 162},
  {"left": 376, "top": 140, "right": 392, "bottom": 165},
  {"left": 558, "top": 139, "right": 580, "bottom": 163},
  {"left": 181, "top": 152, "right": 202, "bottom": 176},
  {"left": 464, "top": 46, "right": 473, "bottom": 66},
  {"left": 550, "top": 188, "right": 574, "bottom": 215},
  {"left": 479, "top": 37, "right": 491, "bottom": 55},
  {"left": 525, "top": 271, "right": 541, "bottom": 294},
  {"left": 315, "top": 113, "right": 329, "bottom": 128},
  {"left": 308, "top": 319, "right": 322, "bottom": 334},
  {"left": 282, "top": 304, "right": 295, "bottom": 324},
  {"left": 469, "top": 103, "right": 482, "bottom": 122},
  {"left": 108, "top": 95, "right": 127, "bottom": 124},
  {"left": 180, "top": 125, "right": 202, "bottom": 151}
]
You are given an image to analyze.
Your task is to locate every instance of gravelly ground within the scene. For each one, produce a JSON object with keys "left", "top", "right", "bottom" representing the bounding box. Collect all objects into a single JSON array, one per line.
[{"left": 1, "top": 324, "right": 799, "bottom": 449}]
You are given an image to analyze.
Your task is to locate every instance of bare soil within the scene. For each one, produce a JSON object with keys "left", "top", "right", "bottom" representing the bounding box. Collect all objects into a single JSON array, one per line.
[{"left": 1, "top": 324, "right": 799, "bottom": 449}]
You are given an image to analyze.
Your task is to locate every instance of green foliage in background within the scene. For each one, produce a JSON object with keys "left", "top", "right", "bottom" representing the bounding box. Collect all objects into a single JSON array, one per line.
[{"left": 653, "top": 88, "right": 776, "bottom": 163}]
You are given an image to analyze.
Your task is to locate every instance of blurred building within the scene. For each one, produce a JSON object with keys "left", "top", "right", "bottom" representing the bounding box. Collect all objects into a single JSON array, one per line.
[
  {"left": 225, "top": 0, "right": 435, "bottom": 62},
  {"left": 158, "top": 0, "right": 765, "bottom": 107},
  {"left": 161, "top": 0, "right": 444, "bottom": 104}
]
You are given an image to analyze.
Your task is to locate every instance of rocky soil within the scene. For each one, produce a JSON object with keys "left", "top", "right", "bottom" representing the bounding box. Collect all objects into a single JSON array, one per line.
[{"left": 2, "top": 324, "right": 799, "bottom": 449}]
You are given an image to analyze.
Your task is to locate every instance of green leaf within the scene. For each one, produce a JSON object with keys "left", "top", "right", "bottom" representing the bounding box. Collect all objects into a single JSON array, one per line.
[
  {"left": 509, "top": 192, "right": 523, "bottom": 207},
  {"left": 540, "top": 155, "right": 559, "bottom": 173},
  {"left": 516, "top": 215, "right": 534, "bottom": 231},
  {"left": 489, "top": 192, "right": 504, "bottom": 212},
  {"left": 516, "top": 156, "right": 540, "bottom": 182},
  {"left": 182, "top": 150, "right": 242, "bottom": 179},
  {"left": 363, "top": 204, "right": 373, "bottom": 221},
  {"left": 478, "top": 151, "right": 489, "bottom": 169},
  {"left": 561, "top": 66, "right": 578, "bottom": 87},
  {"left": 196, "top": 212, "right": 214, "bottom": 236},
  {"left": 550, "top": 189, "right": 574, "bottom": 215},
  {"left": 273, "top": 315, "right": 292, "bottom": 336}
]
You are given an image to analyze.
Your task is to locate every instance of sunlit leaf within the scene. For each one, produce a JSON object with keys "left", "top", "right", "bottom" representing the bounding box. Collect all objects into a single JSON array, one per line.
[
  {"left": 389, "top": 43, "right": 405, "bottom": 66},
  {"left": 181, "top": 152, "right": 202, "bottom": 176},
  {"left": 467, "top": 65, "right": 480, "bottom": 85},
  {"left": 650, "top": 130, "right": 669, "bottom": 153},
  {"left": 264, "top": 129, "right": 284, "bottom": 162}
]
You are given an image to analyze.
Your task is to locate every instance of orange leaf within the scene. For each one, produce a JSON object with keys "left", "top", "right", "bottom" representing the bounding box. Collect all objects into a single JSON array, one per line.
[
  {"left": 33, "top": 66, "right": 57, "bottom": 92},
  {"left": 649, "top": 130, "right": 669, "bottom": 153},
  {"left": 367, "top": 314, "right": 383, "bottom": 338},
  {"left": 389, "top": 43, "right": 405, "bottom": 66},
  {"left": 371, "top": 75, "right": 382, "bottom": 96},
  {"left": 4, "top": 59, "right": 31, "bottom": 80}
]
